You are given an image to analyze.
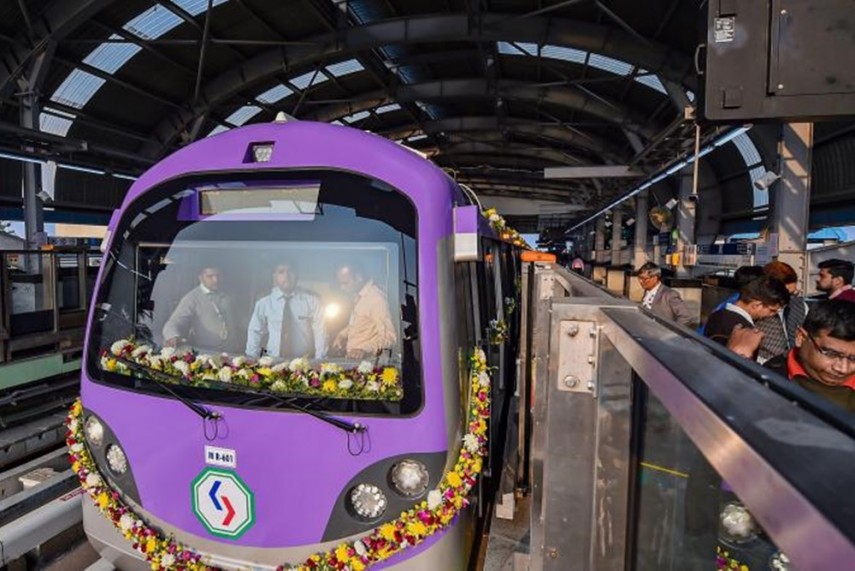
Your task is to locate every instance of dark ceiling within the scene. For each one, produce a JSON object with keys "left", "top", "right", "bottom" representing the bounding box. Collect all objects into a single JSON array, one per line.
[{"left": 1, "top": 1, "right": 854, "bottom": 235}]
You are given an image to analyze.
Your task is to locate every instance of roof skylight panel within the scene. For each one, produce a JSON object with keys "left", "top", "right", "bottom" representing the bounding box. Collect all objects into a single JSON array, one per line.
[
  {"left": 256, "top": 84, "right": 293, "bottom": 104},
  {"left": 497, "top": 41, "right": 538, "bottom": 56},
  {"left": 751, "top": 166, "right": 770, "bottom": 207},
  {"left": 732, "top": 134, "right": 762, "bottom": 166},
  {"left": 634, "top": 72, "right": 667, "bottom": 94},
  {"left": 49, "top": 69, "right": 106, "bottom": 109},
  {"left": 83, "top": 35, "right": 142, "bottom": 74},
  {"left": 225, "top": 105, "right": 262, "bottom": 126},
  {"left": 289, "top": 71, "right": 329, "bottom": 90},
  {"left": 407, "top": 134, "right": 428, "bottom": 142},
  {"left": 587, "top": 53, "right": 633, "bottom": 76},
  {"left": 342, "top": 110, "right": 370, "bottom": 123},
  {"left": 40, "top": 112, "right": 75, "bottom": 137},
  {"left": 123, "top": 5, "right": 183, "bottom": 39},
  {"left": 375, "top": 103, "right": 401, "bottom": 114},
  {"left": 541, "top": 45, "right": 587, "bottom": 64},
  {"left": 175, "top": 0, "right": 231, "bottom": 17},
  {"left": 207, "top": 125, "right": 230, "bottom": 137},
  {"left": 325, "top": 59, "right": 365, "bottom": 77}
]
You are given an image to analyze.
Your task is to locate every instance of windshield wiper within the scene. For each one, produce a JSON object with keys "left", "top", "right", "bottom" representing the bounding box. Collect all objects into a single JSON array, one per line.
[{"left": 112, "top": 356, "right": 220, "bottom": 421}]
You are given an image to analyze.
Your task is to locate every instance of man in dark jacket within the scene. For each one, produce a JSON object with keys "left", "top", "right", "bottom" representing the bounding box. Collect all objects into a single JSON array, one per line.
[
  {"left": 636, "top": 262, "right": 693, "bottom": 327},
  {"left": 763, "top": 300, "right": 855, "bottom": 412},
  {"left": 704, "top": 276, "right": 790, "bottom": 360}
]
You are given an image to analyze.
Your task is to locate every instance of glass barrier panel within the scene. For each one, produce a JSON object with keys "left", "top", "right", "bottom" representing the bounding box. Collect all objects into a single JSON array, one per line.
[
  {"left": 8, "top": 253, "right": 56, "bottom": 336},
  {"left": 56, "top": 253, "right": 82, "bottom": 311},
  {"left": 631, "top": 385, "right": 791, "bottom": 571}
]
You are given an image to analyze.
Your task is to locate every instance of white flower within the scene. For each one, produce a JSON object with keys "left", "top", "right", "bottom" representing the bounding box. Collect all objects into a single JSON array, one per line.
[
  {"left": 427, "top": 489, "right": 442, "bottom": 510},
  {"left": 321, "top": 363, "right": 342, "bottom": 375},
  {"left": 338, "top": 379, "right": 354, "bottom": 390},
  {"left": 271, "top": 380, "right": 287, "bottom": 392},
  {"left": 85, "top": 473, "right": 102, "bottom": 488},
  {"left": 357, "top": 361, "right": 373, "bottom": 374},
  {"left": 119, "top": 514, "right": 135, "bottom": 531},
  {"left": 160, "top": 346, "right": 176, "bottom": 359},
  {"left": 110, "top": 340, "right": 132, "bottom": 355},
  {"left": 258, "top": 356, "right": 274, "bottom": 367},
  {"left": 366, "top": 381, "right": 380, "bottom": 392},
  {"left": 218, "top": 367, "right": 233, "bottom": 383},
  {"left": 231, "top": 356, "right": 246, "bottom": 367},
  {"left": 173, "top": 361, "right": 190, "bottom": 376},
  {"left": 272, "top": 362, "right": 289, "bottom": 373},
  {"left": 463, "top": 433, "right": 480, "bottom": 454},
  {"left": 489, "top": 213, "right": 501, "bottom": 222},
  {"left": 237, "top": 368, "right": 252, "bottom": 380},
  {"left": 354, "top": 540, "right": 368, "bottom": 557},
  {"left": 289, "top": 358, "right": 309, "bottom": 372},
  {"left": 131, "top": 344, "right": 151, "bottom": 358},
  {"left": 475, "top": 348, "right": 486, "bottom": 361},
  {"left": 478, "top": 371, "right": 490, "bottom": 387},
  {"left": 160, "top": 554, "right": 176, "bottom": 567},
  {"left": 149, "top": 356, "right": 163, "bottom": 369},
  {"left": 71, "top": 442, "right": 84, "bottom": 453},
  {"left": 68, "top": 419, "right": 78, "bottom": 432}
]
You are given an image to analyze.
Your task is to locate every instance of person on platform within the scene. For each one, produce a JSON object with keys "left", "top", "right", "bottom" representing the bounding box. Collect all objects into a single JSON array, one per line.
[
  {"left": 162, "top": 266, "right": 234, "bottom": 352},
  {"left": 704, "top": 276, "right": 790, "bottom": 360},
  {"left": 332, "top": 263, "right": 397, "bottom": 360},
  {"left": 570, "top": 252, "right": 585, "bottom": 274},
  {"left": 245, "top": 261, "right": 326, "bottom": 359},
  {"left": 636, "top": 262, "right": 692, "bottom": 327},
  {"left": 754, "top": 261, "right": 810, "bottom": 362},
  {"left": 815, "top": 259, "right": 855, "bottom": 302}
]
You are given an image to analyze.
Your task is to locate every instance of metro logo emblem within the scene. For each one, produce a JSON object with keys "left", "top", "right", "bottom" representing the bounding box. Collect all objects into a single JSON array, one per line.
[{"left": 191, "top": 468, "right": 255, "bottom": 539}]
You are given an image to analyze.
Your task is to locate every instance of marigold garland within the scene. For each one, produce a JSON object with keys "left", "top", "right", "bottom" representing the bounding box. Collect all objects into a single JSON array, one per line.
[
  {"left": 68, "top": 348, "right": 492, "bottom": 571},
  {"left": 102, "top": 339, "right": 403, "bottom": 401},
  {"left": 482, "top": 207, "right": 530, "bottom": 249}
]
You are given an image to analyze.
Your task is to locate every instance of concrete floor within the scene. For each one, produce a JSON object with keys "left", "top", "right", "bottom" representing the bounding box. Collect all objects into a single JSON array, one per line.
[{"left": 482, "top": 494, "right": 531, "bottom": 571}]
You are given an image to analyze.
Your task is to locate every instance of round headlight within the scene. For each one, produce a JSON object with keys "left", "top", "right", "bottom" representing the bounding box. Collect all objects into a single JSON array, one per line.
[
  {"left": 349, "top": 483, "right": 387, "bottom": 520},
  {"left": 390, "top": 459, "right": 429, "bottom": 497},
  {"left": 105, "top": 444, "right": 128, "bottom": 475},
  {"left": 719, "top": 502, "right": 756, "bottom": 542},
  {"left": 84, "top": 416, "right": 104, "bottom": 448}
]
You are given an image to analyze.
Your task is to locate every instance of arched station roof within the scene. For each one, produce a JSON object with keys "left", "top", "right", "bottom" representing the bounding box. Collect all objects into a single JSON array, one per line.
[{"left": 0, "top": 1, "right": 853, "bottom": 234}]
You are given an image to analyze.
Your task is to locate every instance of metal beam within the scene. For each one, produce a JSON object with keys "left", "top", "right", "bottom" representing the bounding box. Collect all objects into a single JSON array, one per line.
[
  {"left": 544, "top": 165, "right": 643, "bottom": 179},
  {"left": 142, "top": 13, "right": 694, "bottom": 156}
]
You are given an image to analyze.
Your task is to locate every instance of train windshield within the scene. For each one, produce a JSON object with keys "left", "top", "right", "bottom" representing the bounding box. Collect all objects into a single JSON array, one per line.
[{"left": 88, "top": 170, "right": 421, "bottom": 416}]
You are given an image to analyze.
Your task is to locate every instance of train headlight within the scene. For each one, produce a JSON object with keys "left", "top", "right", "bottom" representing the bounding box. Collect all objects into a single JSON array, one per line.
[
  {"left": 719, "top": 502, "right": 756, "bottom": 541},
  {"left": 105, "top": 444, "right": 129, "bottom": 475},
  {"left": 84, "top": 416, "right": 105, "bottom": 448},
  {"left": 349, "top": 483, "right": 387, "bottom": 520},
  {"left": 389, "top": 460, "right": 429, "bottom": 497}
]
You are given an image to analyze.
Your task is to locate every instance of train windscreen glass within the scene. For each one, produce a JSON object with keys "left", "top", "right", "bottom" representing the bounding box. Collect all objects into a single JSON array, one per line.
[{"left": 88, "top": 171, "right": 421, "bottom": 415}]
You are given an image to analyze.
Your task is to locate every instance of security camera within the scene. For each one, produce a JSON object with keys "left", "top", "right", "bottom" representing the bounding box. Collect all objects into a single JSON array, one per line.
[
  {"left": 754, "top": 170, "right": 781, "bottom": 190},
  {"left": 687, "top": 193, "right": 700, "bottom": 203}
]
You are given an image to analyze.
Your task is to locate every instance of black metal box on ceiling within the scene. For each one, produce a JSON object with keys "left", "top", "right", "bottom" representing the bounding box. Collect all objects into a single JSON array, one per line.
[{"left": 699, "top": 0, "right": 855, "bottom": 122}]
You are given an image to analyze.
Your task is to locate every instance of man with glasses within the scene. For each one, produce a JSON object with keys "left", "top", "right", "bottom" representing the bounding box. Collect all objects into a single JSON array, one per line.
[
  {"left": 763, "top": 300, "right": 855, "bottom": 412},
  {"left": 636, "top": 262, "right": 692, "bottom": 327}
]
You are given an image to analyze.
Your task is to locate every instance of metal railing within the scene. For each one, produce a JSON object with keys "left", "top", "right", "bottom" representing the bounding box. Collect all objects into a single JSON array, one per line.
[{"left": 524, "top": 263, "right": 855, "bottom": 571}]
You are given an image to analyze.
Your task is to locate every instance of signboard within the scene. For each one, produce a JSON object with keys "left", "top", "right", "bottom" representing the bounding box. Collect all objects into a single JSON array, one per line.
[{"left": 191, "top": 468, "right": 255, "bottom": 539}]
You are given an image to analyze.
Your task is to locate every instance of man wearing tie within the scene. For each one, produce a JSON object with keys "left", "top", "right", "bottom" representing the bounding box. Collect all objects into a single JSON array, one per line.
[
  {"left": 245, "top": 261, "right": 327, "bottom": 360},
  {"left": 163, "top": 266, "right": 233, "bottom": 351}
]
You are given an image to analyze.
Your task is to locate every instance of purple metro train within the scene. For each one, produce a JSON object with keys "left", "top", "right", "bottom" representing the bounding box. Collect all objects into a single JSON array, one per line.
[{"left": 77, "top": 120, "right": 522, "bottom": 570}]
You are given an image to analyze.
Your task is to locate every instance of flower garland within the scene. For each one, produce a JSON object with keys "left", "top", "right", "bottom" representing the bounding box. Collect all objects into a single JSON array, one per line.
[
  {"left": 488, "top": 318, "right": 509, "bottom": 346},
  {"left": 102, "top": 339, "right": 403, "bottom": 401},
  {"left": 67, "top": 348, "right": 492, "bottom": 571},
  {"left": 716, "top": 545, "right": 750, "bottom": 571},
  {"left": 482, "top": 208, "right": 530, "bottom": 249}
]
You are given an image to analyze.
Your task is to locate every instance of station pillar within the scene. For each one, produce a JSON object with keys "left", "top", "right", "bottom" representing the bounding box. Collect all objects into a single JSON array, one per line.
[
  {"left": 595, "top": 217, "right": 607, "bottom": 263},
  {"left": 633, "top": 190, "right": 649, "bottom": 269},
  {"left": 772, "top": 123, "right": 813, "bottom": 290},
  {"left": 676, "top": 166, "right": 697, "bottom": 277},
  {"left": 610, "top": 210, "right": 623, "bottom": 266}
]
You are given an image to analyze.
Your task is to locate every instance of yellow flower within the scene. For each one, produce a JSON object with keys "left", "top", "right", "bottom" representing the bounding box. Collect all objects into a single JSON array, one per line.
[
  {"left": 381, "top": 368, "right": 398, "bottom": 385},
  {"left": 406, "top": 520, "right": 427, "bottom": 537},
  {"left": 334, "top": 544, "right": 351, "bottom": 562},
  {"left": 447, "top": 472, "right": 462, "bottom": 488},
  {"left": 322, "top": 380, "right": 337, "bottom": 392},
  {"left": 145, "top": 537, "right": 157, "bottom": 553},
  {"left": 380, "top": 523, "right": 397, "bottom": 541},
  {"left": 105, "top": 358, "right": 117, "bottom": 372},
  {"left": 96, "top": 492, "right": 110, "bottom": 509},
  {"left": 257, "top": 367, "right": 273, "bottom": 377},
  {"left": 352, "top": 560, "right": 366, "bottom": 571}
]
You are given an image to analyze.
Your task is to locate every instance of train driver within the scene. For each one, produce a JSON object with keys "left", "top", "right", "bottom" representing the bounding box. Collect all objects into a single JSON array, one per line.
[
  {"left": 162, "top": 266, "right": 234, "bottom": 352},
  {"left": 332, "top": 263, "right": 397, "bottom": 360},
  {"left": 245, "top": 261, "right": 327, "bottom": 360}
]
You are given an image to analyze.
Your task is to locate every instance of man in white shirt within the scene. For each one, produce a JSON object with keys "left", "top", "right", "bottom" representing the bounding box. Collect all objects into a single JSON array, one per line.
[{"left": 245, "top": 261, "right": 327, "bottom": 359}]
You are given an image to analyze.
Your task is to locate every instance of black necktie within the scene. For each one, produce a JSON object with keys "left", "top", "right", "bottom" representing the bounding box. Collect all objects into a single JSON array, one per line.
[{"left": 279, "top": 296, "right": 294, "bottom": 357}]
